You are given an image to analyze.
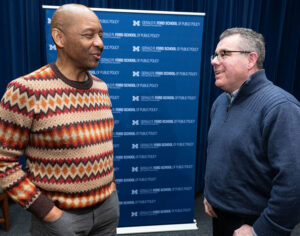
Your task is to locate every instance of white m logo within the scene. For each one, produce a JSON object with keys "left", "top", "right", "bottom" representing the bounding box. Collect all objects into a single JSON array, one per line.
[
  {"left": 131, "top": 212, "right": 138, "bottom": 217},
  {"left": 133, "top": 20, "right": 140, "bottom": 26},
  {"left": 132, "top": 71, "right": 140, "bottom": 77},
  {"left": 132, "top": 96, "right": 139, "bottom": 101},
  {"left": 132, "top": 120, "right": 139, "bottom": 126},
  {"left": 49, "top": 44, "right": 57, "bottom": 51},
  {"left": 131, "top": 189, "right": 138, "bottom": 195},
  {"left": 131, "top": 166, "right": 139, "bottom": 172},
  {"left": 132, "top": 46, "right": 140, "bottom": 52}
]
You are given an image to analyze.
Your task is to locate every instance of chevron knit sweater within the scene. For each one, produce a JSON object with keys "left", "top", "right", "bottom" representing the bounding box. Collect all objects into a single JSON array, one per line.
[{"left": 0, "top": 63, "right": 115, "bottom": 219}]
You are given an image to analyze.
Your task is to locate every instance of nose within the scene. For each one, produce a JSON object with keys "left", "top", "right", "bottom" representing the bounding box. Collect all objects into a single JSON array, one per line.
[
  {"left": 211, "top": 56, "right": 219, "bottom": 66},
  {"left": 94, "top": 35, "right": 104, "bottom": 50}
]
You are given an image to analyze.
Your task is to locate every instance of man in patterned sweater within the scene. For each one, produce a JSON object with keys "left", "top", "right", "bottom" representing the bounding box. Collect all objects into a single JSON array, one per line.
[{"left": 0, "top": 4, "right": 119, "bottom": 235}]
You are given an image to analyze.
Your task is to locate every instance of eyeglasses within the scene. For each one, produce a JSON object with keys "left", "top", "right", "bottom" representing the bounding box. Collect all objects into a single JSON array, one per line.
[{"left": 211, "top": 50, "right": 251, "bottom": 62}]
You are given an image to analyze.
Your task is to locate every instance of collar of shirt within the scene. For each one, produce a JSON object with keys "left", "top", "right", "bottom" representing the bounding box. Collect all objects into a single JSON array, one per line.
[
  {"left": 226, "top": 75, "right": 254, "bottom": 104},
  {"left": 227, "top": 89, "right": 239, "bottom": 103}
]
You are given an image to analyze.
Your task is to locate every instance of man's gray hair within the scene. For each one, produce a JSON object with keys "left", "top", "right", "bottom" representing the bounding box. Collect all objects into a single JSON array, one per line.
[{"left": 220, "top": 28, "right": 265, "bottom": 69}]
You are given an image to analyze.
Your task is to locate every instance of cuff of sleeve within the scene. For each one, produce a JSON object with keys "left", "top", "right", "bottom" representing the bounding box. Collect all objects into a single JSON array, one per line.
[
  {"left": 253, "top": 214, "right": 292, "bottom": 236},
  {"left": 113, "top": 172, "right": 116, "bottom": 183},
  {"left": 252, "top": 227, "right": 257, "bottom": 236},
  {"left": 28, "top": 194, "right": 55, "bottom": 219}
]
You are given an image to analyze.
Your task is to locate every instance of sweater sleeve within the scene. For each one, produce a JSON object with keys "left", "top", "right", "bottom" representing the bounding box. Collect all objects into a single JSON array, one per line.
[
  {"left": 253, "top": 101, "right": 300, "bottom": 235},
  {"left": 0, "top": 79, "right": 54, "bottom": 219}
]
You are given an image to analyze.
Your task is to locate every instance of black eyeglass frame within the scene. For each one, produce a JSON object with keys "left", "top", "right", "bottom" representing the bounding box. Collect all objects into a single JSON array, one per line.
[{"left": 211, "top": 50, "right": 252, "bottom": 61}]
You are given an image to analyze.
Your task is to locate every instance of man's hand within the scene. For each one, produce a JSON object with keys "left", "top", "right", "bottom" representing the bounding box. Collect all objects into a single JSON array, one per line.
[
  {"left": 203, "top": 197, "right": 218, "bottom": 218},
  {"left": 43, "top": 206, "right": 63, "bottom": 222},
  {"left": 233, "top": 224, "right": 254, "bottom": 236},
  {"left": 111, "top": 181, "right": 117, "bottom": 191}
]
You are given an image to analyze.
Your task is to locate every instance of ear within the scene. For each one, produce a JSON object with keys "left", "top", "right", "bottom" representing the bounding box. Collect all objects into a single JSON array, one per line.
[
  {"left": 248, "top": 52, "right": 258, "bottom": 70},
  {"left": 51, "top": 28, "right": 64, "bottom": 48}
]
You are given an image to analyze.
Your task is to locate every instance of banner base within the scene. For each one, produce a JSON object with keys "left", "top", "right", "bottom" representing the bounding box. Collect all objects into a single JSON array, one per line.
[{"left": 117, "top": 219, "right": 198, "bottom": 234}]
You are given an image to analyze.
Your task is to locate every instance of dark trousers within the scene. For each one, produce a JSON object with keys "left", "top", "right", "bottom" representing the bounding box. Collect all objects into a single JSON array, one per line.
[{"left": 213, "top": 208, "right": 259, "bottom": 236}]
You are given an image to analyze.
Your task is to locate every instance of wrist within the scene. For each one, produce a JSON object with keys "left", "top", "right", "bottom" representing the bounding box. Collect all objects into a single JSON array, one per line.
[
  {"left": 111, "top": 181, "right": 117, "bottom": 191},
  {"left": 43, "top": 206, "right": 62, "bottom": 222}
]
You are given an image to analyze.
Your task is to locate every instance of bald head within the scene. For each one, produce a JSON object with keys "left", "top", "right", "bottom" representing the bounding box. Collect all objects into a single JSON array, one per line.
[
  {"left": 51, "top": 4, "right": 97, "bottom": 32},
  {"left": 50, "top": 3, "right": 103, "bottom": 72}
]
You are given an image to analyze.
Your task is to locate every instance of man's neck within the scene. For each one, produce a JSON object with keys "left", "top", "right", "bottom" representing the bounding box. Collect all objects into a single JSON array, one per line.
[
  {"left": 226, "top": 68, "right": 260, "bottom": 94},
  {"left": 55, "top": 59, "right": 88, "bottom": 82}
]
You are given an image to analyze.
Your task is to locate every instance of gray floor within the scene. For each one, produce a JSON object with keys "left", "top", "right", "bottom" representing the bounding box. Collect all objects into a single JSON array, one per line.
[{"left": 1, "top": 193, "right": 299, "bottom": 235}]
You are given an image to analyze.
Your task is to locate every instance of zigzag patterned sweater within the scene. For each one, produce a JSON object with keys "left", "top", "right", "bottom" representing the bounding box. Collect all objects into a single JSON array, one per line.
[{"left": 0, "top": 63, "right": 115, "bottom": 219}]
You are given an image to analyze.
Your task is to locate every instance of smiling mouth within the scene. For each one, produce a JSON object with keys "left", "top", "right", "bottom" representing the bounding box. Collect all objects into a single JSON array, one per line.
[
  {"left": 93, "top": 54, "right": 101, "bottom": 60},
  {"left": 215, "top": 71, "right": 224, "bottom": 75}
]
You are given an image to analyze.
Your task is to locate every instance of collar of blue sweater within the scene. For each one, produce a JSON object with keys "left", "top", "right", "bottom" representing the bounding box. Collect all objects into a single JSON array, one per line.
[{"left": 227, "top": 69, "right": 271, "bottom": 104}]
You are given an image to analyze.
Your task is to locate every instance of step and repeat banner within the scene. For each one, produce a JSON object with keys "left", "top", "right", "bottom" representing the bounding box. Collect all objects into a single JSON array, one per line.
[{"left": 44, "top": 6, "right": 204, "bottom": 229}]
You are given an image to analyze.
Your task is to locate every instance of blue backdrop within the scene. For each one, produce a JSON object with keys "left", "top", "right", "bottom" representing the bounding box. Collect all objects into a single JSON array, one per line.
[
  {"left": 0, "top": 0, "right": 299, "bottom": 195},
  {"left": 44, "top": 7, "right": 204, "bottom": 227}
]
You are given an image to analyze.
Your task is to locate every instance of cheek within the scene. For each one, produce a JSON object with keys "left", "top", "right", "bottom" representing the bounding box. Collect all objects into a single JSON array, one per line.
[{"left": 224, "top": 62, "right": 237, "bottom": 75}]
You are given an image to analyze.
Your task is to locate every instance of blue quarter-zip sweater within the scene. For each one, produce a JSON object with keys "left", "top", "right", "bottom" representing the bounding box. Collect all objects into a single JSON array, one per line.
[{"left": 204, "top": 70, "right": 300, "bottom": 235}]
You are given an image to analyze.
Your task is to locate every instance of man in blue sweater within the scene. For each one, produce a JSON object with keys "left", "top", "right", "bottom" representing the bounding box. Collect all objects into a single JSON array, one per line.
[{"left": 204, "top": 28, "right": 300, "bottom": 236}]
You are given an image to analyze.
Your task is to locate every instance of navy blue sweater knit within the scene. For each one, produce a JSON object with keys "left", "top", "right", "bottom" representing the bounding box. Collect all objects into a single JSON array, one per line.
[{"left": 204, "top": 70, "right": 300, "bottom": 235}]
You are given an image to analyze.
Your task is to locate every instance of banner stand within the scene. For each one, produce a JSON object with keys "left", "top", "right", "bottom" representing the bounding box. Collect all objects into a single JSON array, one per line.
[
  {"left": 43, "top": 5, "right": 205, "bottom": 230},
  {"left": 117, "top": 219, "right": 197, "bottom": 234}
]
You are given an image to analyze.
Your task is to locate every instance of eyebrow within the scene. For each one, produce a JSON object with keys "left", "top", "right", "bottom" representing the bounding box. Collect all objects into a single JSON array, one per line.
[
  {"left": 215, "top": 48, "right": 228, "bottom": 52},
  {"left": 81, "top": 28, "right": 103, "bottom": 33}
]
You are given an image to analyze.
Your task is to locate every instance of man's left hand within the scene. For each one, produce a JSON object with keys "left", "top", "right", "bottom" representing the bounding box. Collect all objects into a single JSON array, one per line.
[
  {"left": 233, "top": 224, "right": 254, "bottom": 236},
  {"left": 111, "top": 181, "right": 117, "bottom": 191}
]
